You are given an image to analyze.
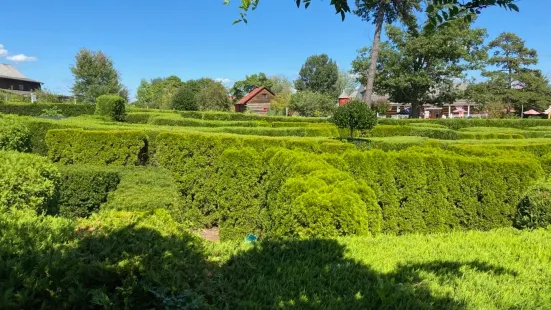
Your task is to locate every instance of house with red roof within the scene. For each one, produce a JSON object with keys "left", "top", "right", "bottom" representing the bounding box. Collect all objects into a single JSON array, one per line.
[{"left": 234, "top": 87, "right": 275, "bottom": 115}]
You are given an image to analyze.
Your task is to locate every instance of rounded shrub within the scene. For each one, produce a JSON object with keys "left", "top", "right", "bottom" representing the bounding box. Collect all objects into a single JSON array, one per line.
[
  {"left": 0, "top": 116, "right": 30, "bottom": 151},
  {"left": 331, "top": 99, "right": 377, "bottom": 138},
  {"left": 95, "top": 95, "right": 126, "bottom": 121},
  {"left": 0, "top": 151, "right": 59, "bottom": 213},
  {"left": 515, "top": 181, "right": 551, "bottom": 229},
  {"left": 171, "top": 86, "right": 199, "bottom": 111}
]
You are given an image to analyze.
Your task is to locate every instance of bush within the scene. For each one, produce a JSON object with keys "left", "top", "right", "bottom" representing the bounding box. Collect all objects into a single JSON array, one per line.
[
  {"left": 0, "top": 116, "right": 30, "bottom": 151},
  {"left": 0, "top": 102, "right": 95, "bottom": 116},
  {"left": 331, "top": 99, "right": 377, "bottom": 138},
  {"left": 344, "top": 148, "right": 543, "bottom": 234},
  {"left": 369, "top": 125, "right": 459, "bottom": 140},
  {"left": 54, "top": 165, "right": 120, "bottom": 218},
  {"left": 0, "top": 151, "right": 59, "bottom": 212},
  {"left": 148, "top": 115, "right": 269, "bottom": 128},
  {"left": 95, "top": 95, "right": 126, "bottom": 121},
  {"left": 46, "top": 129, "right": 148, "bottom": 166},
  {"left": 171, "top": 85, "right": 199, "bottom": 111},
  {"left": 180, "top": 110, "right": 329, "bottom": 123},
  {"left": 515, "top": 181, "right": 551, "bottom": 229},
  {"left": 290, "top": 91, "right": 336, "bottom": 117}
]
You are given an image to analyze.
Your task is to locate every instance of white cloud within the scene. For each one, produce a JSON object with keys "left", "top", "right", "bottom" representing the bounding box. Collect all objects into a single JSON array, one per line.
[
  {"left": 7, "top": 54, "right": 37, "bottom": 62},
  {"left": 215, "top": 78, "right": 232, "bottom": 84},
  {"left": 0, "top": 44, "right": 7, "bottom": 57}
]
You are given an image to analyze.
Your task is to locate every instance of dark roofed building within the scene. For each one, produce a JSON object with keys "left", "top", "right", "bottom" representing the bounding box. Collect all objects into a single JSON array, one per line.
[
  {"left": 234, "top": 87, "right": 275, "bottom": 115},
  {"left": 0, "top": 64, "right": 42, "bottom": 95}
]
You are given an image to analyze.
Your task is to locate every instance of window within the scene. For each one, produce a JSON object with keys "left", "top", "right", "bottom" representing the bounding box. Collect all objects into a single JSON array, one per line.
[
  {"left": 262, "top": 94, "right": 268, "bottom": 100},
  {"left": 19, "top": 85, "right": 24, "bottom": 91}
]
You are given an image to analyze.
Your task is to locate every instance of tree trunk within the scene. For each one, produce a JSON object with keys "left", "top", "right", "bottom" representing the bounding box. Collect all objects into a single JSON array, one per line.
[
  {"left": 410, "top": 102, "right": 421, "bottom": 119},
  {"left": 364, "top": 1, "right": 386, "bottom": 106}
]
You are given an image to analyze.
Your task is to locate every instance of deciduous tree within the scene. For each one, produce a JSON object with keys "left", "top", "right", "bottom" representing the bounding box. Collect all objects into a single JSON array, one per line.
[
  {"left": 231, "top": 73, "right": 274, "bottom": 100},
  {"left": 70, "top": 49, "right": 127, "bottom": 103},
  {"left": 294, "top": 54, "right": 339, "bottom": 98}
]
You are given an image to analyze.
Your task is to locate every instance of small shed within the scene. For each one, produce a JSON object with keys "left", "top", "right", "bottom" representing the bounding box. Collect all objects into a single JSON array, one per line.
[{"left": 234, "top": 87, "right": 275, "bottom": 115}]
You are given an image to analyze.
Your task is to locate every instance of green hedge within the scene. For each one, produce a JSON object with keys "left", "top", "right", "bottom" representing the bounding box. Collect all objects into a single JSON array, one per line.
[
  {"left": 0, "top": 103, "right": 95, "bottom": 117},
  {"left": 95, "top": 95, "right": 126, "bottom": 121},
  {"left": 343, "top": 148, "right": 543, "bottom": 234},
  {"left": 46, "top": 129, "right": 148, "bottom": 166},
  {"left": 0, "top": 151, "right": 59, "bottom": 212},
  {"left": 149, "top": 115, "right": 270, "bottom": 128},
  {"left": 369, "top": 125, "right": 459, "bottom": 140},
  {"left": 215, "top": 126, "right": 338, "bottom": 137},
  {"left": 0, "top": 116, "right": 30, "bottom": 151},
  {"left": 378, "top": 118, "right": 551, "bottom": 130},
  {"left": 515, "top": 181, "right": 551, "bottom": 229},
  {"left": 53, "top": 165, "right": 120, "bottom": 219},
  {"left": 180, "top": 110, "right": 329, "bottom": 123}
]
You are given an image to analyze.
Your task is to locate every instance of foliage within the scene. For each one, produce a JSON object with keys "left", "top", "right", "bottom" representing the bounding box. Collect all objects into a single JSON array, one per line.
[
  {"left": 40, "top": 105, "right": 64, "bottom": 117},
  {"left": 172, "top": 78, "right": 231, "bottom": 111},
  {"left": 290, "top": 91, "right": 336, "bottom": 117},
  {"left": 34, "top": 88, "right": 68, "bottom": 103},
  {"left": 331, "top": 99, "right": 377, "bottom": 137},
  {"left": 0, "top": 151, "right": 59, "bottom": 213},
  {"left": 0, "top": 102, "right": 95, "bottom": 117},
  {"left": 294, "top": 54, "right": 339, "bottom": 98},
  {"left": 180, "top": 110, "right": 329, "bottom": 123},
  {"left": 171, "top": 84, "right": 199, "bottom": 111},
  {"left": 515, "top": 181, "right": 551, "bottom": 229},
  {"left": 0, "top": 116, "right": 30, "bottom": 151},
  {"left": 352, "top": 17, "right": 486, "bottom": 117},
  {"left": 95, "top": 94, "right": 126, "bottom": 121},
  {"left": 336, "top": 70, "right": 357, "bottom": 97},
  {"left": 136, "top": 76, "right": 184, "bottom": 109},
  {"left": 0, "top": 209, "right": 210, "bottom": 309},
  {"left": 231, "top": 72, "right": 273, "bottom": 100},
  {"left": 54, "top": 165, "right": 120, "bottom": 219},
  {"left": 268, "top": 75, "right": 293, "bottom": 95},
  {"left": 46, "top": 129, "right": 148, "bottom": 166},
  {"left": 70, "top": 48, "right": 128, "bottom": 102},
  {"left": 344, "top": 147, "right": 543, "bottom": 234}
]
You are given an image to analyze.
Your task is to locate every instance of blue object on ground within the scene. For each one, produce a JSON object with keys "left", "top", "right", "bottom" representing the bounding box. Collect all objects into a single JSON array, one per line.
[{"left": 245, "top": 234, "right": 258, "bottom": 243}]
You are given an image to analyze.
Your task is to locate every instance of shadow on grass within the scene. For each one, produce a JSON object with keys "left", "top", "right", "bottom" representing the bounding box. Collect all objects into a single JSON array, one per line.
[
  {"left": 1, "top": 219, "right": 518, "bottom": 309},
  {"left": 210, "top": 239, "right": 517, "bottom": 310}
]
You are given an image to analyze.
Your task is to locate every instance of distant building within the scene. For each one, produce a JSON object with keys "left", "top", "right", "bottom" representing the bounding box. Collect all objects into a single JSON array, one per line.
[
  {"left": 0, "top": 64, "right": 42, "bottom": 96},
  {"left": 234, "top": 87, "right": 275, "bottom": 115}
]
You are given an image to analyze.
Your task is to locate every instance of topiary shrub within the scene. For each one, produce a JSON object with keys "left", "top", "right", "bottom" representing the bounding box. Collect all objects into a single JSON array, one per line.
[
  {"left": 331, "top": 99, "right": 377, "bottom": 138},
  {"left": 171, "top": 86, "right": 199, "bottom": 111},
  {"left": 0, "top": 116, "right": 30, "bottom": 151},
  {"left": 54, "top": 165, "right": 120, "bottom": 219},
  {"left": 0, "top": 151, "right": 59, "bottom": 212},
  {"left": 515, "top": 181, "right": 551, "bottom": 229},
  {"left": 95, "top": 95, "right": 126, "bottom": 121}
]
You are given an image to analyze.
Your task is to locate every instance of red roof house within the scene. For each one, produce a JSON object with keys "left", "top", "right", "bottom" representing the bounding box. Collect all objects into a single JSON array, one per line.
[{"left": 234, "top": 87, "right": 275, "bottom": 115}]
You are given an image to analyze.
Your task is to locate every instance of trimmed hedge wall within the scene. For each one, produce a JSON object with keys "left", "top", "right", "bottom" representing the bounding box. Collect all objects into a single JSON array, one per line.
[
  {"left": 148, "top": 115, "right": 270, "bottom": 128},
  {"left": 180, "top": 111, "right": 329, "bottom": 123},
  {"left": 54, "top": 165, "right": 120, "bottom": 218},
  {"left": 0, "top": 116, "right": 30, "bottom": 151},
  {"left": 515, "top": 180, "right": 551, "bottom": 229},
  {"left": 0, "top": 103, "right": 95, "bottom": 117},
  {"left": 343, "top": 148, "right": 543, "bottom": 234},
  {"left": 378, "top": 118, "right": 551, "bottom": 130},
  {"left": 46, "top": 129, "right": 148, "bottom": 166}
]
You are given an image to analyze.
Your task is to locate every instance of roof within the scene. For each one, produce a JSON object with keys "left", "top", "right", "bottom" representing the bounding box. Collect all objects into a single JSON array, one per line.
[
  {"left": 0, "top": 63, "right": 42, "bottom": 83},
  {"left": 236, "top": 87, "right": 274, "bottom": 105}
]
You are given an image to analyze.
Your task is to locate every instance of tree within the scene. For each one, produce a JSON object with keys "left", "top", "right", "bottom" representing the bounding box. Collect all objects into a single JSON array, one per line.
[
  {"left": 294, "top": 54, "right": 339, "bottom": 98},
  {"left": 136, "top": 76, "right": 184, "bottom": 109},
  {"left": 289, "top": 91, "right": 336, "bottom": 117},
  {"left": 331, "top": 99, "right": 377, "bottom": 138},
  {"left": 231, "top": 73, "right": 274, "bottom": 100},
  {"left": 224, "top": 0, "right": 519, "bottom": 29},
  {"left": 466, "top": 32, "right": 551, "bottom": 114},
  {"left": 352, "top": 17, "right": 487, "bottom": 118},
  {"left": 70, "top": 48, "right": 127, "bottom": 103},
  {"left": 172, "top": 78, "right": 231, "bottom": 111},
  {"left": 269, "top": 75, "right": 293, "bottom": 95},
  {"left": 336, "top": 70, "right": 357, "bottom": 97}
]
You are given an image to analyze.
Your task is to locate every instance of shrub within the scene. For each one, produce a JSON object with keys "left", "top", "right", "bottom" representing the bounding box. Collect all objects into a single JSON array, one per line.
[
  {"left": 46, "top": 129, "right": 148, "bottom": 166},
  {"left": 0, "top": 103, "right": 95, "bottom": 116},
  {"left": 171, "top": 85, "right": 199, "bottom": 111},
  {"left": 180, "top": 110, "right": 329, "bottom": 123},
  {"left": 54, "top": 165, "right": 120, "bottom": 218},
  {"left": 331, "top": 99, "right": 377, "bottom": 138},
  {"left": 0, "top": 116, "right": 30, "bottom": 151},
  {"left": 148, "top": 115, "right": 269, "bottom": 128},
  {"left": 515, "top": 181, "right": 551, "bottom": 229},
  {"left": 95, "top": 95, "right": 126, "bottom": 121},
  {"left": 125, "top": 112, "right": 155, "bottom": 124},
  {"left": 0, "top": 151, "right": 59, "bottom": 212},
  {"left": 290, "top": 91, "right": 336, "bottom": 117}
]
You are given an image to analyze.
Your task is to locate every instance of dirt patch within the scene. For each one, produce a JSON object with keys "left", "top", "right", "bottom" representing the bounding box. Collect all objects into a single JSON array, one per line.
[{"left": 199, "top": 227, "right": 220, "bottom": 242}]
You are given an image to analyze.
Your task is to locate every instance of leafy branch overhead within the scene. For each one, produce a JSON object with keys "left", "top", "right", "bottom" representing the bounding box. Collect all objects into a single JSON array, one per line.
[{"left": 224, "top": 0, "right": 519, "bottom": 29}]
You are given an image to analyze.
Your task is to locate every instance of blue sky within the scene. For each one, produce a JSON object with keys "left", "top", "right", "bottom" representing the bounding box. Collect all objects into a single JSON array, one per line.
[{"left": 0, "top": 0, "right": 550, "bottom": 98}]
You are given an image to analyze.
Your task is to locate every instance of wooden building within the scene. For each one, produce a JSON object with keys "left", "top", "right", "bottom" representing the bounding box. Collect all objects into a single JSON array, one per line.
[
  {"left": 0, "top": 64, "right": 42, "bottom": 94},
  {"left": 234, "top": 87, "right": 275, "bottom": 115}
]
